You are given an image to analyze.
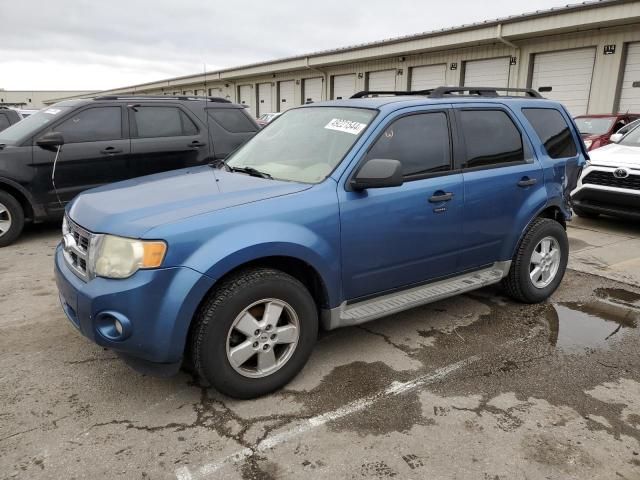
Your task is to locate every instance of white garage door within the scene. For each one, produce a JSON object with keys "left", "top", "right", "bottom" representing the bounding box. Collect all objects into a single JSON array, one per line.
[
  {"left": 531, "top": 48, "right": 596, "bottom": 116},
  {"left": 208, "top": 87, "right": 223, "bottom": 97},
  {"left": 619, "top": 42, "right": 640, "bottom": 112},
  {"left": 367, "top": 69, "right": 396, "bottom": 91},
  {"left": 410, "top": 64, "right": 446, "bottom": 90},
  {"left": 238, "top": 85, "right": 252, "bottom": 111},
  {"left": 332, "top": 74, "right": 356, "bottom": 100},
  {"left": 258, "top": 83, "right": 273, "bottom": 115},
  {"left": 463, "top": 57, "right": 510, "bottom": 88},
  {"left": 278, "top": 80, "right": 295, "bottom": 112},
  {"left": 303, "top": 77, "right": 323, "bottom": 103}
]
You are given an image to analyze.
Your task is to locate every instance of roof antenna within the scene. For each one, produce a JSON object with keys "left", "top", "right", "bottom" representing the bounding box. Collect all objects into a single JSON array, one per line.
[{"left": 203, "top": 63, "right": 207, "bottom": 99}]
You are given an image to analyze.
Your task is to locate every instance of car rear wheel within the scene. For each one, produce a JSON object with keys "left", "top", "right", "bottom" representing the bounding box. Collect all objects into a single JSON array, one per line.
[
  {"left": 190, "top": 267, "right": 318, "bottom": 399},
  {"left": 0, "top": 191, "right": 24, "bottom": 248},
  {"left": 503, "top": 218, "right": 568, "bottom": 303}
]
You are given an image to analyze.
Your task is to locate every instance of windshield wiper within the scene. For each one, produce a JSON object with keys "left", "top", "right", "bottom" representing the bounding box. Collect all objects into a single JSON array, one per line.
[
  {"left": 208, "top": 158, "right": 273, "bottom": 179},
  {"left": 209, "top": 158, "right": 230, "bottom": 170},
  {"left": 231, "top": 166, "right": 273, "bottom": 179}
]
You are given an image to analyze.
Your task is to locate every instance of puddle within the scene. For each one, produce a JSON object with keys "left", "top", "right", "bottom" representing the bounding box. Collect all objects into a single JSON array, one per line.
[
  {"left": 546, "top": 301, "right": 639, "bottom": 351},
  {"left": 595, "top": 287, "right": 640, "bottom": 307}
]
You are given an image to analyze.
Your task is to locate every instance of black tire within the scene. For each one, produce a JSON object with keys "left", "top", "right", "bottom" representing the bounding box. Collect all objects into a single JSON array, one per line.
[
  {"left": 573, "top": 206, "right": 599, "bottom": 219},
  {"left": 0, "top": 191, "right": 25, "bottom": 248},
  {"left": 503, "top": 218, "right": 569, "bottom": 304},
  {"left": 190, "top": 267, "right": 318, "bottom": 399}
]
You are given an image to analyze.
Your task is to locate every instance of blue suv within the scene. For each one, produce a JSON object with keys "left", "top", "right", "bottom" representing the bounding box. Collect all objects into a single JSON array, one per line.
[{"left": 54, "top": 87, "right": 586, "bottom": 398}]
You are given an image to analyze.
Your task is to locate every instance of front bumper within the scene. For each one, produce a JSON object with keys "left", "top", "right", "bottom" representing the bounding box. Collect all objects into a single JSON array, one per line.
[
  {"left": 54, "top": 244, "right": 215, "bottom": 371},
  {"left": 571, "top": 165, "right": 640, "bottom": 220}
]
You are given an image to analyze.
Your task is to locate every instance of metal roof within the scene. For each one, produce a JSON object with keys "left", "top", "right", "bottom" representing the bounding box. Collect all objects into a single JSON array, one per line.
[{"left": 115, "top": 0, "right": 620, "bottom": 87}]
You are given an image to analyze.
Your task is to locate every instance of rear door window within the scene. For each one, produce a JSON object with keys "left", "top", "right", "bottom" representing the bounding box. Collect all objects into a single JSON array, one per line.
[
  {"left": 458, "top": 109, "right": 525, "bottom": 168},
  {"left": 364, "top": 112, "right": 451, "bottom": 178},
  {"left": 522, "top": 108, "right": 577, "bottom": 158},
  {"left": 55, "top": 107, "right": 122, "bottom": 143},
  {"left": 132, "top": 106, "right": 199, "bottom": 138},
  {"left": 208, "top": 109, "right": 258, "bottom": 133}
]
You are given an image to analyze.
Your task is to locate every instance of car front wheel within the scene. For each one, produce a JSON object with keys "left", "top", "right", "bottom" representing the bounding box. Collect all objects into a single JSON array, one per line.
[
  {"left": 190, "top": 268, "right": 318, "bottom": 399},
  {"left": 0, "top": 191, "right": 25, "bottom": 248}
]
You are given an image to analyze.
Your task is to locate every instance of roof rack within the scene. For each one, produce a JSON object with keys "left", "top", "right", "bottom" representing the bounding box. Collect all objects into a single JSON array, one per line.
[
  {"left": 350, "top": 86, "right": 545, "bottom": 100},
  {"left": 429, "top": 86, "right": 543, "bottom": 98},
  {"left": 351, "top": 90, "right": 433, "bottom": 98},
  {"left": 93, "top": 95, "right": 231, "bottom": 103}
]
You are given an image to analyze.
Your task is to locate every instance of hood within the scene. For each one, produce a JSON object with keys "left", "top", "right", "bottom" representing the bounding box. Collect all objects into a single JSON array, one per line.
[
  {"left": 68, "top": 166, "right": 311, "bottom": 238},
  {"left": 588, "top": 143, "right": 640, "bottom": 168}
]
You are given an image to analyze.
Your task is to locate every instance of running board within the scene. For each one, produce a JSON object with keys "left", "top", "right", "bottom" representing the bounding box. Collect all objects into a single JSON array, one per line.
[{"left": 321, "top": 261, "right": 511, "bottom": 330}]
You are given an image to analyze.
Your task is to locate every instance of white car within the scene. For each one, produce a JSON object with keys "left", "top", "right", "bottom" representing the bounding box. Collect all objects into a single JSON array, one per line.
[{"left": 571, "top": 124, "right": 640, "bottom": 220}]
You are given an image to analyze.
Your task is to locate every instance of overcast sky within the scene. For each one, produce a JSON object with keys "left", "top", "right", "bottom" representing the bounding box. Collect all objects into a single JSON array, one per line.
[{"left": 1, "top": 0, "right": 572, "bottom": 91}]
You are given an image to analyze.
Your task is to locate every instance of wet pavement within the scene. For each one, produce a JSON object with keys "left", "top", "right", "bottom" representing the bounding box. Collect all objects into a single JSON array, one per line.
[{"left": 1, "top": 219, "right": 639, "bottom": 479}]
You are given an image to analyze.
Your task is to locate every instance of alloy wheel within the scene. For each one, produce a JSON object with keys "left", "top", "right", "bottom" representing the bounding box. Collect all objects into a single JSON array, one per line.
[{"left": 226, "top": 298, "right": 300, "bottom": 378}]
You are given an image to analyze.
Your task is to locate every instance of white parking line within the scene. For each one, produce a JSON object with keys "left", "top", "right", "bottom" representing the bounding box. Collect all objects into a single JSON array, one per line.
[{"left": 175, "top": 355, "right": 480, "bottom": 480}]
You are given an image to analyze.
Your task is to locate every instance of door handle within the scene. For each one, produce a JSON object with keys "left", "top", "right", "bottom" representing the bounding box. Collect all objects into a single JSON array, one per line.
[
  {"left": 189, "top": 141, "right": 206, "bottom": 148},
  {"left": 100, "top": 146, "right": 122, "bottom": 154},
  {"left": 517, "top": 177, "right": 537, "bottom": 187},
  {"left": 429, "top": 192, "right": 454, "bottom": 203}
]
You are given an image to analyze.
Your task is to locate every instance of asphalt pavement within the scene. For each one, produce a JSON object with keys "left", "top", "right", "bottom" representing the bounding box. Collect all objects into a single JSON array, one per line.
[{"left": 1, "top": 216, "right": 639, "bottom": 480}]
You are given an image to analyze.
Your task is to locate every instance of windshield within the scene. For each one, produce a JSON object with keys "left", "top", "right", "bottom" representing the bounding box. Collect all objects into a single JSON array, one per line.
[
  {"left": 0, "top": 106, "right": 71, "bottom": 144},
  {"left": 574, "top": 117, "right": 615, "bottom": 135},
  {"left": 619, "top": 124, "right": 640, "bottom": 147},
  {"left": 226, "top": 107, "right": 376, "bottom": 183}
]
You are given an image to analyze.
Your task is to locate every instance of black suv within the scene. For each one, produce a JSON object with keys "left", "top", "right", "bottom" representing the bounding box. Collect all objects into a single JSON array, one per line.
[
  {"left": 0, "top": 96, "right": 259, "bottom": 246},
  {"left": 0, "top": 107, "right": 22, "bottom": 132}
]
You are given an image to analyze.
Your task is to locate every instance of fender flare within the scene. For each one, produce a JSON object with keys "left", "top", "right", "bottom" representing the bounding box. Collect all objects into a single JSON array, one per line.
[{"left": 0, "top": 176, "right": 40, "bottom": 218}]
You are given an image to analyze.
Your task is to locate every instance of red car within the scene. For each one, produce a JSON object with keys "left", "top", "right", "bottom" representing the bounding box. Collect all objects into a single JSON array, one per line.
[{"left": 574, "top": 113, "right": 640, "bottom": 151}]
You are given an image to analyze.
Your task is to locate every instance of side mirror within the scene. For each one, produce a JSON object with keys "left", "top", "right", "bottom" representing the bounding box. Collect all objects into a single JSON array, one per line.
[
  {"left": 351, "top": 158, "right": 403, "bottom": 190},
  {"left": 610, "top": 133, "right": 623, "bottom": 143},
  {"left": 36, "top": 132, "right": 64, "bottom": 151}
]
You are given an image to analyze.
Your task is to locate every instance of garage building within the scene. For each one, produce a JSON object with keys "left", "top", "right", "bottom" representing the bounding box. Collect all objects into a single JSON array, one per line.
[{"left": 48, "top": 1, "right": 640, "bottom": 119}]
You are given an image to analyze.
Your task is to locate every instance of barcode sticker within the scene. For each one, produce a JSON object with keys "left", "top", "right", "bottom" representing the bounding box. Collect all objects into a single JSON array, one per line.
[{"left": 324, "top": 118, "right": 367, "bottom": 135}]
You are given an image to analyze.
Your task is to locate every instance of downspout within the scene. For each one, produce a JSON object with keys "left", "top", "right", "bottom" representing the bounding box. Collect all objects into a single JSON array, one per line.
[
  {"left": 305, "top": 56, "right": 329, "bottom": 101},
  {"left": 496, "top": 23, "right": 519, "bottom": 87},
  {"left": 496, "top": 23, "right": 518, "bottom": 49}
]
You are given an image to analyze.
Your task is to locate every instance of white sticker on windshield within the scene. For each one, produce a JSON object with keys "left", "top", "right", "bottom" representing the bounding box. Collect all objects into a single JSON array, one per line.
[
  {"left": 324, "top": 118, "right": 367, "bottom": 135},
  {"left": 44, "top": 108, "right": 62, "bottom": 115}
]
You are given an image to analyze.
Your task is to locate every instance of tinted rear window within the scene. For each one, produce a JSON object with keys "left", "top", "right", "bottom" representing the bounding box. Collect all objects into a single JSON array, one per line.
[
  {"left": 459, "top": 110, "right": 524, "bottom": 168},
  {"left": 522, "top": 108, "right": 577, "bottom": 159},
  {"left": 208, "top": 109, "right": 258, "bottom": 133},
  {"left": 133, "top": 107, "right": 198, "bottom": 138}
]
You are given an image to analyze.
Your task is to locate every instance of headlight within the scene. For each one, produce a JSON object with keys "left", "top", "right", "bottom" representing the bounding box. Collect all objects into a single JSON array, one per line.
[
  {"left": 93, "top": 235, "right": 167, "bottom": 279},
  {"left": 583, "top": 139, "right": 593, "bottom": 149}
]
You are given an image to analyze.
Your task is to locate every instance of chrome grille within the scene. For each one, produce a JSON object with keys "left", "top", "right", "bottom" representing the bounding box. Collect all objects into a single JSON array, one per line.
[{"left": 62, "top": 217, "right": 94, "bottom": 281}]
